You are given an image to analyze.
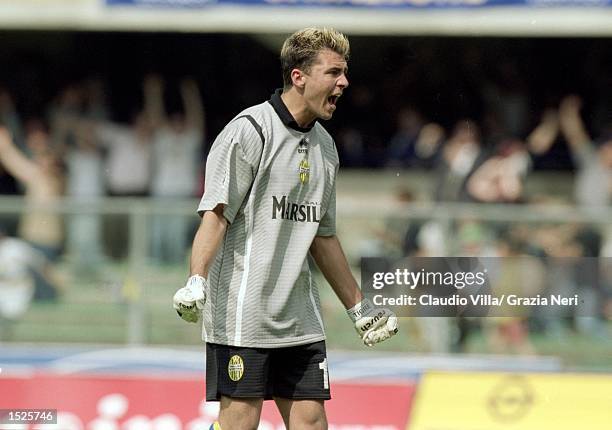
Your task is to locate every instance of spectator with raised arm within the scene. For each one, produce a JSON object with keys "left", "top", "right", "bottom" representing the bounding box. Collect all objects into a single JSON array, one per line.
[
  {"left": 144, "top": 75, "right": 204, "bottom": 263},
  {"left": 48, "top": 83, "right": 107, "bottom": 274},
  {"left": 0, "top": 88, "right": 22, "bottom": 235},
  {"left": 0, "top": 126, "right": 63, "bottom": 300},
  {"left": 464, "top": 110, "right": 559, "bottom": 203},
  {"left": 559, "top": 95, "right": 612, "bottom": 208},
  {"left": 67, "top": 80, "right": 154, "bottom": 260},
  {"left": 433, "top": 119, "right": 482, "bottom": 202},
  {"left": 558, "top": 95, "right": 612, "bottom": 334}
]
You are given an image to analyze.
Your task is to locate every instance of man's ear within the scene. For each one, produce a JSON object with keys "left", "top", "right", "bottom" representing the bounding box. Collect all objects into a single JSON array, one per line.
[{"left": 291, "top": 68, "right": 307, "bottom": 89}]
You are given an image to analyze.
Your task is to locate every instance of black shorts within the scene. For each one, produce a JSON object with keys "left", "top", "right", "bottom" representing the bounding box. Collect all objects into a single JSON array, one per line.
[{"left": 205, "top": 340, "right": 331, "bottom": 401}]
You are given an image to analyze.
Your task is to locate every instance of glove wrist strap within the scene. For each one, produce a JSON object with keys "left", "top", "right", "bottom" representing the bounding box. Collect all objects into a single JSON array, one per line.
[
  {"left": 346, "top": 298, "right": 374, "bottom": 323},
  {"left": 187, "top": 274, "right": 207, "bottom": 285}
]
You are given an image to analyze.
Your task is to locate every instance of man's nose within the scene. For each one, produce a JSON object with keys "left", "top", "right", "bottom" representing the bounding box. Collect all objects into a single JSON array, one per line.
[{"left": 338, "top": 74, "right": 349, "bottom": 89}]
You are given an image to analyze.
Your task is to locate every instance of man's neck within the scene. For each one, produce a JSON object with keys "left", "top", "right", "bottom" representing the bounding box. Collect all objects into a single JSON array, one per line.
[{"left": 280, "top": 88, "right": 315, "bottom": 129}]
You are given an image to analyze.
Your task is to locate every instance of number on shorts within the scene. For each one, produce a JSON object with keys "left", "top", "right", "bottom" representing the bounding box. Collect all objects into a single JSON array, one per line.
[{"left": 319, "top": 358, "right": 329, "bottom": 389}]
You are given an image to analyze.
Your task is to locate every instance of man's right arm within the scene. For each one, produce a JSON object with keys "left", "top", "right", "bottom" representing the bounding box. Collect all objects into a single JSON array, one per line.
[
  {"left": 174, "top": 203, "right": 227, "bottom": 323},
  {"left": 190, "top": 203, "right": 228, "bottom": 278},
  {"left": 188, "top": 116, "right": 261, "bottom": 278},
  {"left": 176, "top": 118, "right": 257, "bottom": 323}
]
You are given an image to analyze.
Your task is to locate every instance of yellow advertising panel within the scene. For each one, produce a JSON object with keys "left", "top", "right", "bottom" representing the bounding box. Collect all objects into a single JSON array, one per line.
[{"left": 408, "top": 371, "right": 612, "bottom": 430}]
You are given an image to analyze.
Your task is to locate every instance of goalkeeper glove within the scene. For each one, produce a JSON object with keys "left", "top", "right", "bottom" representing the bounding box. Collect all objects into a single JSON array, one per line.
[
  {"left": 347, "top": 298, "right": 398, "bottom": 346},
  {"left": 173, "top": 275, "right": 207, "bottom": 323}
]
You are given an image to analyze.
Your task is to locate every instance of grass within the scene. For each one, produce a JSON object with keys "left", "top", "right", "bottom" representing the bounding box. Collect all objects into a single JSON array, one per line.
[{"left": 2, "top": 261, "right": 611, "bottom": 371}]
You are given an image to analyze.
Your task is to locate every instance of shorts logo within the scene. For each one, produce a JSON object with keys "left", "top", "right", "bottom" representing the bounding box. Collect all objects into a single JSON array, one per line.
[{"left": 228, "top": 355, "right": 244, "bottom": 381}]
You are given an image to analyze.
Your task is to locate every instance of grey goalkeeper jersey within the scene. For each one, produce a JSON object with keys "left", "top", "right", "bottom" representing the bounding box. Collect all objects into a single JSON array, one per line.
[{"left": 198, "top": 90, "right": 338, "bottom": 348}]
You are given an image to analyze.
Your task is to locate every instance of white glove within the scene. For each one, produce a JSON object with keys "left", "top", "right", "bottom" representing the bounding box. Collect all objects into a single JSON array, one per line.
[
  {"left": 347, "top": 298, "right": 398, "bottom": 346},
  {"left": 173, "top": 275, "right": 208, "bottom": 323}
]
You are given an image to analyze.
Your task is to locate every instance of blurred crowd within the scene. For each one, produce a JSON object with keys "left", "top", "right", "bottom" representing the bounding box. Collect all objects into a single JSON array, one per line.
[
  {"left": 0, "top": 75, "right": 205, "bottom": 335},
  {"left": 366, "top": 93, "right": 612, "bottom": 353},
  {"left": 0, "top": 58, "right": 610, "bottom": 350}
]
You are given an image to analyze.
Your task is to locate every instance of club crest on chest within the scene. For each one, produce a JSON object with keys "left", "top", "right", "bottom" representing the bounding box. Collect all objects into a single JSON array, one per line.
[
  {"left": 298, "top": 137, "right": 310, "bottom": 184},
  {"left": 299, "top": 159, "right": 310, "bottom": 184}
]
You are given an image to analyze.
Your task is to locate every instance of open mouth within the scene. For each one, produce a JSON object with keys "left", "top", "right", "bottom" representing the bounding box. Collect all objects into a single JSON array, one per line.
[{"left": 328, "top": 95, "right": 340, "bottom": 106}]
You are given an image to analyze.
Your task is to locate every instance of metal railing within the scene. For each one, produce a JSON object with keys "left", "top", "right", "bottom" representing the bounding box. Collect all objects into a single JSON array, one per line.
[{"left": 1, "top": 195, "right": 611, "bottom": 346}]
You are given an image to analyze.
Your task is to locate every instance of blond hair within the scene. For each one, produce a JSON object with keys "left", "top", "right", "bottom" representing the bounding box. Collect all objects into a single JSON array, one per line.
[{"left": 280, "top": 27, "right": 350, "bottom": 89}]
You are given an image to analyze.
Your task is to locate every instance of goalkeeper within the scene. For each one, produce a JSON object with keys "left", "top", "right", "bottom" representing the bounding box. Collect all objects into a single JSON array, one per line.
[{"left": 173, "top": 27, "right": 398, "bottom": 430}]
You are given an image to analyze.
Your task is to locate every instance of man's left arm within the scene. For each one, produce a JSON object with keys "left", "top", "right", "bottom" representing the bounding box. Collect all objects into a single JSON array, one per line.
[
  {"left": 310, "top": 234, "right": 361, "bottom": 309},
  {"left": 310, "top": 235, "right": 399, "bottom": 346}
]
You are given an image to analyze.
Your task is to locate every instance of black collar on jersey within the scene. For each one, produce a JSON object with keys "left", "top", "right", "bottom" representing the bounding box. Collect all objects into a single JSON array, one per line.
[{"left": 268, "top": 88, "right": 315, "bottom": 133}]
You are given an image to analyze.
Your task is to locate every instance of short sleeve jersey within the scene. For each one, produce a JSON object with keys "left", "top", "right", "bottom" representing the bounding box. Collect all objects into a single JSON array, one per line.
[{"left": 198, "top": 90, "right": 339, "bottom": 348}]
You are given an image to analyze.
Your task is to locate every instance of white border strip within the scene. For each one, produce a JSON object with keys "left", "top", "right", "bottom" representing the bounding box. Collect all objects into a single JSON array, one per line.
[
  {"left": 233, "top": 195, "right": 256, "bottom": 346},
  {"left": 0, "top": 2, "right": 610, "bottom": 36}
]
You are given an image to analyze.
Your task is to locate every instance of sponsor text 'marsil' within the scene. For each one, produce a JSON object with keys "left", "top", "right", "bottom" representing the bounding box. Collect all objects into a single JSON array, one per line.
[{"left": 272, "top": 195, "right": 321, "bottom": 223}]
